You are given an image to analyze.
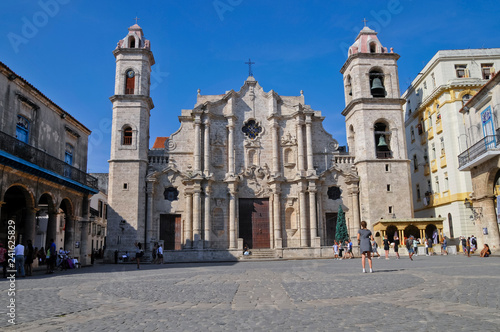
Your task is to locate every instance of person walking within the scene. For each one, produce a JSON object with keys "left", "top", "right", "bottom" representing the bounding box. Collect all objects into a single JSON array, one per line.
[
  {"left": 348, "top": 239, "right": 354, "bottom": 259},
  {"left": 466, "top": 237, "right": 471, "bottom": 257},
  {"left": 393, "top": 234, "right": 400, "bottom": 259},
  {"left": 383, "top": 235, "right": 390, "bottom": 260},
  {"left": 152, "top": 243, "right": 158, "bottom": 264},
  {"left": 413, "top": 237, "right": 419, "bottom": 256},
  {"left": 332, "top": 241, "right": 339, "bottom": 260},
  {"left": 406, "top": 236, "right": 414, "bottom": 261},
  {"left": 357, "top": 221, "right": 374, "bottom": 273},
  {"left": 135, "top": 242, "right": 143, "bottom": 269},
  {"left": 15, "top": 242, "right": 25, "bottom": 277},
  {"left": 24, "top": 240, "right": 34, "bottom": 276},
  {"left": 371, "top": 239, "right": 380, "bottom": 258},
  {"left": 157, "top": 244, "right": 164, "bottom": 264},
  {"left": 441, "top": 237, "right": 448, "bottom": 255}
]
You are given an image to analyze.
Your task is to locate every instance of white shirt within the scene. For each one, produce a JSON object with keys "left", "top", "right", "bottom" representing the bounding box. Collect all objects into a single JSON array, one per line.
[
  {"left": 15, "top": 244, "right": 24, "bottom": 256},
  {"left": 158, "top": 246, "right": 163, "bottom": 255}
]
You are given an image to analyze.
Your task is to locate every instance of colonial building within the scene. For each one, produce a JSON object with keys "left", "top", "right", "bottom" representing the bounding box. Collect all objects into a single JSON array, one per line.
[
  {"left": 458, "top": 71, "right": 500, "bottom": 250},
  {"left": 0, "top": 61, "right": 98, "bottom": 265},
  {"left": 403, "top": 49, "right": 500, "bottom": 239},
  {"left": 105, "top": 24, "right": 413, "bottom": 261},
  {"left": 89, "top": 173, "right": 108, "bottom": 257}
]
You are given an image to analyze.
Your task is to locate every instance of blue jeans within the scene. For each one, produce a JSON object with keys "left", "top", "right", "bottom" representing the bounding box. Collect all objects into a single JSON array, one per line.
[{"left": 15, "top": 255, "right": 25, "bottom": 277}]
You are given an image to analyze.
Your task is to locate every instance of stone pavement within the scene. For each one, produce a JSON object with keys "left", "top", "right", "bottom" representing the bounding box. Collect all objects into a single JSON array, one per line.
[{"left": 1, "top": 255, "right": 499, "bottom": 331}]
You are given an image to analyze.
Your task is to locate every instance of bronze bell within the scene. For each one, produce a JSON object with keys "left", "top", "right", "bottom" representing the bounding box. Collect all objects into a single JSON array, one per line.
[
  {"left": 377, "top": 136, "right": 388, "bottom": 147},
  {"left": 371, "top": 77, "right": 386, "bottom": 97}
]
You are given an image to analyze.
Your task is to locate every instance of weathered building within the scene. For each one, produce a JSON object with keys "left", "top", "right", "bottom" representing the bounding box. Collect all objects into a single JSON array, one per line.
[
  {"left": 0, "top": 61, "right": 98, "bottom": 265},
  {"left": 106, "top": 24, "right": 413, "bottom": 261}
]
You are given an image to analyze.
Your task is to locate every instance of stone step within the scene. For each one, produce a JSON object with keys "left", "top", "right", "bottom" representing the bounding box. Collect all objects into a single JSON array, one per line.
[{"left": 241, "top": 249, "right": 276, "bottom": 260}]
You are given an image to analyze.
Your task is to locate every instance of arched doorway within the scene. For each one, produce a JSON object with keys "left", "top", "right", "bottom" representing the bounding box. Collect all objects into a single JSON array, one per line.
[
  {"left": 1, "top": 185, "right": 35, "bottom": 245},
  {"left": 404, "top": 225, "right": 419, "bottom": 239},
  {"left": 425, "top": 224, "right": 438, "bottom": 243},
  {"left": 386, "top": 225, "right": 398, "bottom": 243},
  {"left": 60, "top": 199, "right": 74, "bottom": 252}
]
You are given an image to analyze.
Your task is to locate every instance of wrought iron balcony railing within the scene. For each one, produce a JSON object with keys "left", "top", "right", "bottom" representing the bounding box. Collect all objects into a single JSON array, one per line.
[
  {"left": 0, "top": 130, "right": 97, "bottom": 190},
  {"left": 458, "top": 134, "right": 500, "bottom": 169}
]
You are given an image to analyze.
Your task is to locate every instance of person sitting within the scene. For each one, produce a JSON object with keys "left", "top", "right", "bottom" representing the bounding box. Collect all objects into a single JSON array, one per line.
[
  {"left": 243, "top": 243, "right": 250, "bottom": 256},
  {"left": 480, "top": 244, "right": 491, "bottom": 257}
]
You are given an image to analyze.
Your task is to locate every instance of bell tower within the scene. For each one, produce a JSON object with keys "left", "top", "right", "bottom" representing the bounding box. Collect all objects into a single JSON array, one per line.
[
  {"left": 341, "top": 26, "right": 413, "bottom": 227},
  {"left": 107, "top": 23, "right": 155, "bottom": 255}
]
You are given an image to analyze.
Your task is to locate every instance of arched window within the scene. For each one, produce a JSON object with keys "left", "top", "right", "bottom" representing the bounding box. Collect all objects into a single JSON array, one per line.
[
  {"left": 369, "top": 69, "right": 386, "bottom": 98},
  {"left": 125, "top": 69, "right": 135, "bottom": 95},
  {"left": 345, "top": 75, "right": 352, "bottom": 96},
  {"left": 123, "top": 127, "right": 132, "bottom": 145},
  {"left": 374, "top": 122, "right": 391, "bottom": 159},
  {"left": 128, "top": 36, "right": 136, "bottom": 48},
  {"left": 369, "top": 42, "right": 377, "bottom": 53}
]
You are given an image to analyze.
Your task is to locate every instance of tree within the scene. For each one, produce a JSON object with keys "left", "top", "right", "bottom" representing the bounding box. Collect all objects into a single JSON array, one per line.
[{"left": 335, "top": 205, "right": 349, "bottom": 243}]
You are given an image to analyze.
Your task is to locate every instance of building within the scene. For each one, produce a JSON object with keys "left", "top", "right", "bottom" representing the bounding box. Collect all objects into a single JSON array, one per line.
[
  {"left": 458, "top": 71, "right": 500, "bottom": 250},
  {"left": 403, "top": 49, "right": 500, "bottom": 240},
  {"left": 0, "top": 61, "right": 98, "bottom": 265},
  {"left": 105, "top": 24, "right": 414, "bottom": 262},
  {"left": 89, "top": 173, "right": 108, "bottom": 258}
]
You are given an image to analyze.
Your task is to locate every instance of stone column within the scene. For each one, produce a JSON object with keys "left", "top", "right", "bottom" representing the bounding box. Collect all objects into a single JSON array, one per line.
[
  {"left": 204, "top": 185, "right": 211, "bottom": 248},
  {"left": 25, "top": 207, "right": 37, "bottom": 246},
  {"left": 299, "top": 185, "right": 308, "bottom": 247},
  {"left": 272, "top": 121, "right": 280, "bottom": 175},
  {"left": 317, "top": 191, "right": 324, "bottom": 245},
  {"left": 184, "top": 192, "right": 193, "bottom": 248},
  {"left": 308, "top": 184, "right": 318, "bottom": 241},
  {"left": 305, "top": 114, "right": 314, "bottom": 175},
  {"left": 296, "top": 118, "right": 305, "bottom": 173},
  {"left": 227, "top": 118, "right": 235, "bottom": 174},
  {"left": 193, "top": 186, "right": 202, "bottom": 249},
  {"left": 228, "top": 187, "right": 237, "bottom": 249},
  {"left": 476, "top": 196, "right": 500, "bottom": 250},
  {"left": 194, "top": 116, "right": 202, "bottom": 172},
  {"left": 273, "top": 190, "right": 282, "bottom": 248},
  {"left": 146, "top": 181, "right": 155, "bottom": 248},
  {"left": 80, "top": 216, "right": 90, "bottom": 266},
  {"left": 204, "top": 120, "right": 210, "bottom": 175},
  {"left": 351, "top": 187, "right": 360, "bottom": 231}
]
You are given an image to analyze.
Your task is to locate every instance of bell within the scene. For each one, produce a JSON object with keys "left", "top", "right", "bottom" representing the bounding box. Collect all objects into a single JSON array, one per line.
[
  {"left": 371, "top": 77, "right": 386, "bottom": 97},
  {"left": 377, "top": 136, "right": 388, "bottom": 147}
]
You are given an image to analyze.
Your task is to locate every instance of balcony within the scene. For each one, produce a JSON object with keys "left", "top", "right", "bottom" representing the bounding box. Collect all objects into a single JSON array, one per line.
[
  {"left": 427, "top": 127, "right": 434, "bottom": 140},
  {"left": 424, "top": 163, "right": 430, "bottom": 176},
  {"left": 458, "top": 134, "right": 500, "bottom": 171},
  {"left": 440, "top": 154, "right": 447, "bottom": 168},
  {"left": 436, "top": 120, "right": 443, "bottom": 134},
  {"left": 0, "top": 130, "right": 98, "bottom": 192}
]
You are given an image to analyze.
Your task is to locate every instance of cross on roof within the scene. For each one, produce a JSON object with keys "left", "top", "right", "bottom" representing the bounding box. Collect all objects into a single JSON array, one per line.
[
  {"left": 134, "top": 16, "right": 140, "bottom": 24},
  {"left": 245, "top": 58, "right": 255, "bottom": 77},
  {"left": 362, "top": 18, "right": 368, "bottom": 27}
]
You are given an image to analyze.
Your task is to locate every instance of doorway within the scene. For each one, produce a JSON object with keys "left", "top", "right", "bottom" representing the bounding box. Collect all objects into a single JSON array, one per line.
[
  {"left": 325, "top": 213, "right": 337, "bottom": 246},
  {"left": 239, "top": 198, "right": 270, "bottom": 249},
  {"left": 160, "top": 214, "right": 181, "bottom": 250}
]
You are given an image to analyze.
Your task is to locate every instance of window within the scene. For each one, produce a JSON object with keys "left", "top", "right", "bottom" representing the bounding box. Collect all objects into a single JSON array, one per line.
[
  {"left": 242, "top": 119, "right": 262, "bottom": 139},
  {"left": 416, "top": 184, "right": 421, "bottom": 200},
  {"left": 163, "top": 187, "right": 179, "bottom": 201},
  {"left": 444, "top": 173, "right": 449, "bottom": 191},
  {"left": 481, "top": 63, "right": 494, "bottom": 80},
  {"left": 431, "top": 73, "right": 436, "bottom": 88},
  {"left": 413, "top": 154, "right": 418, "bottom": 171},
  {"left": 387, "top": 184, "right": 391, "bottom": 192},
  {"left": 16, "top": 115, "right": 30, "bottom": 143},
  {"left": 435, "top": 176, "right": 440, "bottom": 193},
  {"left": 423, "top": 81, "right": 427, "bottom": 90},
  {"left": 64, "top": 143, "right": 74, "bottom": 178},
  {"left": 123, "top": 127, "right": 132, "bottom": 145},
  {"left": 128, "top": 36, "right": 135, "bottom": 48},
  {"left": 440, "top": 137, "right": 445, "bottom": 155},
  {"left": 431, "top": 143, "right": 436, "bottom": 160},
  {"left": 385, "top": 164, "right": 390, "bottom": 172},
  {"left": 374, "top": 122, "right": 391, "bottom": 159},
  {"left": 369, "top": 42, "right": 377, "bottom": 53},
  {"left": 123, "top": 183, "right": 128, "bottom": 190},
  {"left": 125, "top": 69, "right": 135, "bottom": 94},
  {"left": 410, "top": 126, "right": 415, "bottom": 141},
  {"left": 455, "top": 64, "right": 467, "bottom": 78},
  {"left": 388, "top": 206, "right": 393, "bottom": 214},
  {"left": 98, "top": 200, "right": 104, "bottom": 218},
  {"left": 427, "top": 180, "right": 432, "bottom": 191},
  {"left": 428, "top": 111, "right": 432, "bottom": 127},
  {"left": 462, "top": 94, "right": 472, "bottom": 106}
]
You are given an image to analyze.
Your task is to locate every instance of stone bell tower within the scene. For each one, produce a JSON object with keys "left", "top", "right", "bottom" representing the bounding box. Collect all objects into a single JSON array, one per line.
[
  {"left": 340, "top": 26, "right": 413, "bottom": 227},
  {"left": 107, "top": 23, "right": 155, "bottom": 256}
]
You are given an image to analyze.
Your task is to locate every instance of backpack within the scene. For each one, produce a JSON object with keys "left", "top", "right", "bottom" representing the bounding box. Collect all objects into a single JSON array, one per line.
[{"left": 471, "top": 238, "right": 477, "bottom": 246}]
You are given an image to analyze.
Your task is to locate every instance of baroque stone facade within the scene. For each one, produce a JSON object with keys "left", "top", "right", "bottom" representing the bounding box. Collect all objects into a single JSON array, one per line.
[{"left": 106, "top": 25, "right": 413, "bottom": 261}]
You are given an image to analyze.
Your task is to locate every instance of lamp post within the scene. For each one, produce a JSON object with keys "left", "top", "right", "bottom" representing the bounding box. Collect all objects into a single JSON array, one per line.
[{"left": 464, "top": 198, "right": 483, "bottom": 223}]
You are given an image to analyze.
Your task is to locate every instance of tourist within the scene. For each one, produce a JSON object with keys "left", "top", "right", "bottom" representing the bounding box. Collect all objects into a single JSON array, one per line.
[
  {"left": 480, "top": 244, "right": 491, "bottom": 257},
  {"left": 348, "top": 239, "right": 354, "bottom": 259},
  {"left": 339, "top": 241, "right": 344, "bottom": 259},
  {"left": 466, "top": 237, "right": 471, "bottom": 257},
  {"left": 470, "top": 235, "right": 477, "bottom": 253},
  {"left": 135, "top": 242, "right": 143, "bottom": 269},
  {"left": 461, "top": 236, "right": 467, "bottom": 255},
  {"left": 152, "top": 243, "right": 158, "bottom": 264},
  {"left": 49, "top": 238, "right": 57, "bottom": 273},
  {"left": 38, "top": 246, "right": 46, "bottom": 265},
  {"left": 343, "top": 240, "right": 350, "bottom": 259},
  {"left": 413, "top": 237, "right": 419, "bottom": 256},
  {"left": 393, "top": 234, "right": 400, "bottom": 259},
  {"left": 406, "top": 236, "right": 414, "bottom": 261},
  {"left": 383, "top": 235, "right": 390, "bottom": 260},
  {"left": 371, "top": 239, "right": 380, "bottom": 258},
  {"left": 0, "top": 242, "right": 7, "bottom": 278},
  {"left": 441, "top": 237, "right": 448, "bottom": 255},
  {"left": 24, "top": 239, "right": 34, "bottom": 276},
  {"left": 157, "top": 244, "right": 164, "bottom": 264},
  {"left": 15, "top": 241, "right": 25, "bottom": 277},
  {"left": 428, "top": 237, "right": 435, "bottom": 255},
  {"left": 357, "top": 221, "right": 373, "bottom": 273},
  {"left": 424, "top": 238, "right": 429, "bottom": 256},
  {"left": 332, "top": 241, "right": 339, "bottom": 260}
]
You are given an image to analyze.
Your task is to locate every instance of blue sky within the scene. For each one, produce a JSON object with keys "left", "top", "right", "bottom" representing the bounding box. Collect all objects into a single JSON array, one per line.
[{"left": 2, "top": 0, "right": 500, "bottom": 173}]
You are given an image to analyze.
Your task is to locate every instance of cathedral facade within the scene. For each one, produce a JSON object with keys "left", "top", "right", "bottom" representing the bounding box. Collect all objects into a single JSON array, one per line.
[{"left": 105, "top": 24, "right": 413, "bottom": 261}]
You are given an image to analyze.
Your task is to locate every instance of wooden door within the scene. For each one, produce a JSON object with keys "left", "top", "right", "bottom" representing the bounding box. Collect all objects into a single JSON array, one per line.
[
  {"left": 239, "top": 198, "right": 270, "bottom": 249},
  {"left": 160, "top": 214, "right": 181, "bottom": 250},
  {"left": 325, "top": 213, "right": 337, "bottom": 246}
]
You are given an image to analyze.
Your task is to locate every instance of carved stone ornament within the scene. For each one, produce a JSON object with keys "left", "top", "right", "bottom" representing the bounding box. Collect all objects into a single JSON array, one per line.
[
  {"left": 281, "top": 132, "right": 297, "bottom": 146},
  {"left": 237, "top": 164, "right": 272, "bottom": 198},
  {"left": 329, "top": 139, "right": 339, "bottom": 151},
  {"left": 211, "top": 130, "right": 226, "bottom": 146},
  {"left": 165, "top": 138, "right": 176, "bottom": 151}
]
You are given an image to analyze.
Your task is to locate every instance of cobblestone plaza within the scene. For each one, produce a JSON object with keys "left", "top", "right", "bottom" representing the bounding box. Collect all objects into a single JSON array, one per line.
[{"left": 1, "top": 256, "right": 499, "bottom": 331}]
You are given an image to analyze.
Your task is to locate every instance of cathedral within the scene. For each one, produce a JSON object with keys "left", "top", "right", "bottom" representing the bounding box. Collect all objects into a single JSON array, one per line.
[{"left": 105, "top": 24, "right": 413, "bottom": 261}]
